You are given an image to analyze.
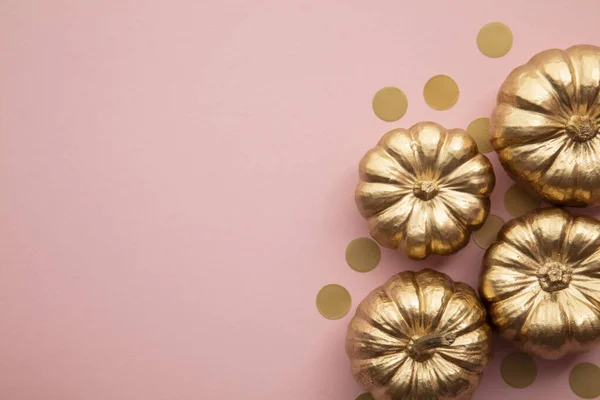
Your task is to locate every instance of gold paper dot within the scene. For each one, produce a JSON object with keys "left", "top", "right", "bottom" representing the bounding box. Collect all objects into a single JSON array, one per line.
[
  {"left": 372, "top": 87, "right": 408, "bottom": 122},
  {"left": 356, "top": 393, "right": 374, "bottom": 400},
  {"left": 346, "top": 237, "right": 381, "bottom": 273},
  {"left": 501, "top": 352, "right": 537, "bottom": 388},
  {"left": 316, "top": 284, "right": 351, "bottom": 320},
  {"left": 423, "top": 75, "right": 459, "bottom": 110},
  {"left": 467, "top": 117, "right": 493, "bottom": 153},
  {"left": 473, "top": 214, "right": 505, "bottom": 249},
  {"left": 570, "top": 362, "right": 600, "bottom": 399},
  {"left": 504, "top": 184, "right": 542, "bottom": 218},
  {"left": 477, "top": 22, "right": 513, "bottom": 58}
]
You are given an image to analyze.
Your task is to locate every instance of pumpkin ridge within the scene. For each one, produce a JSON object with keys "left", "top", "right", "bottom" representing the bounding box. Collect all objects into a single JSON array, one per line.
[
  {"left": 361, "top": 147, "right": 416, "bottom": 185},
  {"left": 350, "top": 354, "right": 409, "bottom": 390},
  {"left": 501, "top": 228, "right": 543, "bottom": 265},
  {"left": 446, "top": 311, "right": 487, "bottom": 339},
  {"left": 368, "top": 199, "right": 417, "bottom": 246},
  {"left": 435, "top": 345, "right": 486, "bottom": 374},
  {"left": 491, "top": 107, "right": 566, "bottom": 151},
  {"left": 406, "top": 126, "right": 422, "bottom": 180},
  {"left": 354, "top": 297, "right": 412, "bottom": 342},
  {"left": 481, "top": 264, "right": 538, "bottom": 301},
  {"left": 516, "top": 291, "right": 547, "bottom": 342},
  {"left": 432, "top": 127, "right": 448, "bottom": 179},
  {"left": 497, "top": 95, "right": 567, "bottom": 123},
  {"left": 529, "top": 139, "right": 571, "bottom": 197},
  {"left": 566, "top": 286, "right": 600, "bottom": 318},
  {"left": 533, "top": 67, "right": 575, "bottom": 118},
  {"left": 564, "top": 49, "right": 581, "bottom": 114},
  {"left": 488, "top": 285, "right": 540, "bottom": 338},
  {"left": 557, "top": 293, "right": 573, "bottom": 344},
  {"left": 424, "top": 202, "right": 433, "bottom": 256},
  {"left": 537, "top": 136, "right": 571, "bottom": 178},
  {"left": 353, "top": 310, "right": 410, "bottom": 347},
  {"left": 383, "top": 281, "right": 419, "bottom": 335},
  {"left": 435, "top": 153, "right": 490, "bottom": 189},
  {"left": 566, "top": 46, "right": 600, "bottom": 114},
  {"left": 435, "top": 194, "right": 470, "bottom": 229},
  {"left": 381, "top": 144, "right": 419, "bottom": 181},
  {"left": 355, "top": 182, "right": 412, "bottom": 218},
  {"left": 561, "top": 289, "right": 600, "bottom": 353},
  {"left": 353, "top": 306, "right": 399, "bottom": 341},
  {"left": 434, "top": 128, "right": 477, "bottom": 180},
  {"left": 427, "top": 356, "right": 476, "bottom": 399},
  {"left": 428, "top": 280, "right": 454, "bottom": 334},
  {"left": 367, "top": 193, "right": 415, "bottom": 218},
  {"left": 430, "top": 202, "right": 469, "bottom": 255},
  {"left": 410, "top": 271, "right": 426, "bottom": 333},
  {"left": 376, "top": 130, "right": 420, "bottom": 178},
  {"left": 487, "top": 237, "right": 541, "bottom": 272},
  {"left": 496, "top": 136, "right": 568, "bottom": 185},
  {"left": 572, "top": 245, "right": 600, "bottom": 272},
  {"left": 506, "top": 93, "right": 560, "bottom": 119},
  {"left": 435, "top": 293, "right": 485, "bottom": 338},
  {"left": 558, "top": 212, "right": 576, "bottom": 261}
]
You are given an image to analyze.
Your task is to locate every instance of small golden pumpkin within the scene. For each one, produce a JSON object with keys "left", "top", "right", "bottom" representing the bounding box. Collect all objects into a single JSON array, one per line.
[
  {"left": 491, "top": 44, "right": 600, "bottom": 206},
  {"left": 356, "top": 122, "right": 495, "bottom": 259},
  {"left": 480, "top": 207, "right": 600, "bottom": 359},
  {"left": 346, "top": 269, "right": 493, "bottom": 400}
]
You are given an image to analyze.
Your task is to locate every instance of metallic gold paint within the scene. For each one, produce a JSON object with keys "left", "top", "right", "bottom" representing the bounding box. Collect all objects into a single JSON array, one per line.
[
  {"left": 346, "top": 237, "right": 381, "bottom": 273},
  {"left": 356, "top": 122, "right": 496, "bottom": 259},
  {"left": 423, "top": 75, "right": 460, "bottom": 110},
  {"left": 477, "top": 22, "right": 513, "bottom": 58},
  {"left": 570, "top": 362, "right": 600, "bottom": 399},
  {"left": 346, "top": 269, "right": 492, "bottom": 400},
  {"left": 467, "top": 117, "right": 493, "bottom": 153},
  {"left": 491, "top": 44, "right": 600, "bottom": 207},
  {"left": 372, "top": 87, "right": 409, "bottom": 122},
  {"left": 481, "top": 208, "right": 600, "bottom": 359}
]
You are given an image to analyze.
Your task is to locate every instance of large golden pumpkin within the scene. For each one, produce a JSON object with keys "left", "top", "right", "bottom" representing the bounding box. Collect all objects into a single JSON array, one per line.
[
  {"left": 491, "top": 44, "right": 600, "bottom": 206},
  {"left": 480, "top": 207, "right": 600, "bottom": 359},
  {"left": 356, "top": 122, "right": 495, "bottom": 259},
  {"left": 346, "top": 269, "right": 492, "bottom": 399}
]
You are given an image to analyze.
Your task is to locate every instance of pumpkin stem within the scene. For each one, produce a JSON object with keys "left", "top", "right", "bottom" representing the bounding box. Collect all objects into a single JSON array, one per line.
[
  {"left": 407, "top": 333, "right": 456, "bottom": 361},
  {"left": 566, "top": 115, "right": 598, "bottom": 142}
]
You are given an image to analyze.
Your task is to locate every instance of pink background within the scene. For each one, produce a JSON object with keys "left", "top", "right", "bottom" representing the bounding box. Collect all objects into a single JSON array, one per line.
[{"left": 0, "top": 0, "right": 599, "bottom": 399}]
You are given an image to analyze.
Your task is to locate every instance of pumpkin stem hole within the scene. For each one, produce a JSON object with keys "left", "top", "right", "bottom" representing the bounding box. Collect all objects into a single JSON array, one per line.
[
  {"left": 413, "top": 180, "right": 439, "bottom": 201},
  {"left": 566, "top": 115, "right": 598, "bottom": 142},
  {"left": 537, "top": 262, "right": 572, "bottom": 292}
]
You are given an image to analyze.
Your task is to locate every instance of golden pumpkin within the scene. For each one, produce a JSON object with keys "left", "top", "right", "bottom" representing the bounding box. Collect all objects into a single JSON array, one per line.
[
  {"left": 346, "top": 269, "right": 492, "bottom": 400},
  {"left": 480, "top": 207, "right": 600, "bottom": 359},
  {"left": 356, "top": 122, "right": 495, "bottom": 259},
  {"left": 491, "top": 44, "right": 600, "bottom": 206}
]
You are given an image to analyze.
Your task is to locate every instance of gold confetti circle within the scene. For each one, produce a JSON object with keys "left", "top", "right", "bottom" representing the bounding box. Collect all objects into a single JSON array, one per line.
[
  {"left": 423, "top": 75, "right": 459, "bottom": 110},
  {"left": 316, "top": 284, "right": 351, "bottom": 320},
  {"left": 356, "top": 393, "right": 374, "bottom": 400},
  {"left": 500, "top": 352, "right": 537, "bottom": 388},
  {"left": 477, "top": 22, "right": 513, "bottom": 58},
  {"left": 467, "top": 117, "right": 493, "bottom": 153},
  {"left": 345, "top": 237, "right": 381, "bottom": 273},
  {"left": 570, "top": 362, "right": 600, "bottom": 399},
  {"left": 372, "top": 87, "right": 408, "bottom": 122},
  {"left": 504, "top": 184, "right": 542, "bottom": 218},
  {"left": 473, "top": 214, "right": 505, "bottom": 249}
]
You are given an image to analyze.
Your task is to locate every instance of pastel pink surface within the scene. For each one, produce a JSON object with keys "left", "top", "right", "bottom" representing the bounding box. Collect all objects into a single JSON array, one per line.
[{"left": 0, "top": 0, "right": 599, "bottom": 399}]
